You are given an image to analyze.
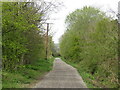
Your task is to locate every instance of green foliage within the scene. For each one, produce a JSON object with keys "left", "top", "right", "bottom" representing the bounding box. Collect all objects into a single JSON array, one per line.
[
  {"left": 51, "top": 43, "right": 60, "bottom": 57},
  {"left": 2, "top": 2, "right": 54, "bottom": 70},
  {"left": 2, "top": 2, "right": 56, "bottom": 88},
  {"left": 2, "top": 57, "right": 54, "bottom": 88},
  {"left": 60, "top": 6, "right": 118, "bottom": 88}
]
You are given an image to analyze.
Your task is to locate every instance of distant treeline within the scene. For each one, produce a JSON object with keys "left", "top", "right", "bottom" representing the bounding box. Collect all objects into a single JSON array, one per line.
[{"left": 60, "top": 7, "right": 119, "bottom": 88}]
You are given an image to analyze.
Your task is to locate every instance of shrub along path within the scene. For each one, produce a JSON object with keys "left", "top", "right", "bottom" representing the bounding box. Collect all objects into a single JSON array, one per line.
[{"left": 34, "top": 58, "right": 87, "bottom": 88}]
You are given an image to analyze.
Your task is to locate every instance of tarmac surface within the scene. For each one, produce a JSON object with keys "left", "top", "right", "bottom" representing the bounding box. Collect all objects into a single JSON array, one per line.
[{"left": 34, "top": 58, "right": 87, "bottom": 88}]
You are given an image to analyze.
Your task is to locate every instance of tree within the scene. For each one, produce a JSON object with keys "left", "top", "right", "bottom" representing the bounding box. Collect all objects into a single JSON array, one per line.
[
  {"left": 2, "top": 1, "right": 60, "bottom": 71},
  {"left": 60, "top": 6, "right": 118, "bottom": 88}
]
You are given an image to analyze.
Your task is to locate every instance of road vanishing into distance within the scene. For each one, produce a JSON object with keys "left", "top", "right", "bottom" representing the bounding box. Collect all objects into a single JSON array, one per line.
[{"left": 34, "top": 58, "right": 87, "bottom": 88}]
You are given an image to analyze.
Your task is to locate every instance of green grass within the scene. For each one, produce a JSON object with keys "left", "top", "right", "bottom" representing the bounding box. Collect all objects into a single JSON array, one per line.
[
  {"left": 61, "top": 57, "right": 101, "bottom": 88},
  {"left": 2, "top": 57, "right": 54, "bottom": 88},
  {"left": 62, "top": 57, "right": 119, "bottom": 89}
]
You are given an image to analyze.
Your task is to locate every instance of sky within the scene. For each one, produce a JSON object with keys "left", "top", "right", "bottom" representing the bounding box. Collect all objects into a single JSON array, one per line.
[{"left": 47, "top": 0, "right": 120, "bottom": 43}]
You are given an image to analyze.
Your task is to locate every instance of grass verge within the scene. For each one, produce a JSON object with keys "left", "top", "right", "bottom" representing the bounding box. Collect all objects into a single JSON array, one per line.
[
  {"left": 2, "top": 57, "right": 54, "bottom": 88},
  {"left": 61, "top": 58, "right": 95, "bottom": 88},
  {"left": 61, "top": 57, "right": 117, "bottom": 89}
]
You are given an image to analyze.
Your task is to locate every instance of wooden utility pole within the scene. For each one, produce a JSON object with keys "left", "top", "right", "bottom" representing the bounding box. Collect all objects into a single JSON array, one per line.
[
  {"left": 45, "top": 23, "right": 49, "bottom": 60},
  {"left": 45, "top": 22, "right": 53, "bottom": 60},
  {"left": 118, "top": 2, "right": 120, "bottom": 80},
  {"left": 118, "top": 2, "right": 120, "bottom": 84}
]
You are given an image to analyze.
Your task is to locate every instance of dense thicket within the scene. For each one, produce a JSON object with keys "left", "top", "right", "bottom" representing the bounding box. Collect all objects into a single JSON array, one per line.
[
  {"left": 60, "top": 7, "right": 118, "bottom": 88},
  {"left": 2, "top": 2, "right": 55, "bottom": 71}
]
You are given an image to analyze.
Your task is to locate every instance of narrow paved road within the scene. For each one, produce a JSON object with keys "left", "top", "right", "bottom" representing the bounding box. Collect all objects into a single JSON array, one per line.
[{"left": 34, "top": 58, "right": 87, "bottom": 88}]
